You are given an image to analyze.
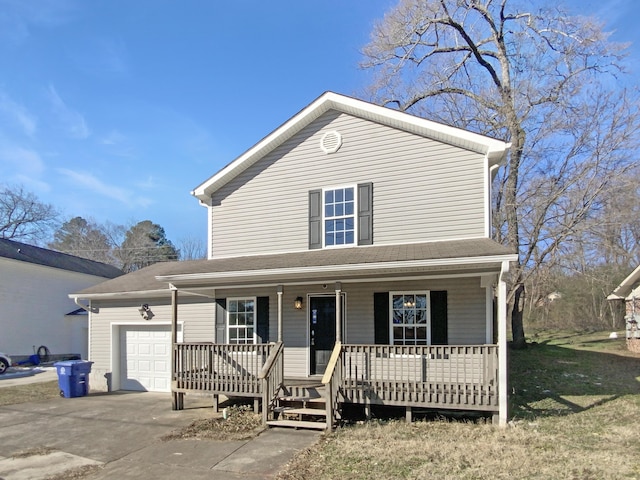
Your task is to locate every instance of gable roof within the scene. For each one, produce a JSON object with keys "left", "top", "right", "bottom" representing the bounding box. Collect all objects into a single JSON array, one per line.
[
  {"left": 192, "top": 91, "right": 511, "bottom": 202},
  {"left": 71, "top": 238, "right": 517, "bottom": 299},
  {"left": 608, "top": 264, "right": 640, "bottom": 300},
  {"left": 0, "top": 238, "right": 123, "bottom": 279}
]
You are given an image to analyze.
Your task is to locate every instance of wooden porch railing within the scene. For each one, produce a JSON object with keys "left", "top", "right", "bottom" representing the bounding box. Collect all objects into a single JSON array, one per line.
[
  {"left": 173, "top": 343, "right": 275, "bottom": 396},
  {"left": 321, "top": 341, "right": 343, "bottom": 430},
  {"left": 339, "top": 344, "right": 499, "bottom": 411},
  {"left": 258, "top": 341, "right": 284, "bottom": 424}
]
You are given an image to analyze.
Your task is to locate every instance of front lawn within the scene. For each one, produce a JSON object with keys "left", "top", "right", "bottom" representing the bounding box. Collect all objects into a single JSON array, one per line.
[{"left": 277, "top": 332, "right": 640, "bottom": 480}]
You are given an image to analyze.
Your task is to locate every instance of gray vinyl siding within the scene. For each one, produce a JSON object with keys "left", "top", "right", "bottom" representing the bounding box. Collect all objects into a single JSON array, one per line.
[
  {"left": 209, "top": 111, "right": 487, "bottom": 258},
  {"left": 343, "top": 277, "right": 488, "bottom": 345},
  {"left": 88, "top": 296, "right": 214, "bottom": 391},
  {"left": 88, "top": 278, "right": 489, "bottom": 388}
]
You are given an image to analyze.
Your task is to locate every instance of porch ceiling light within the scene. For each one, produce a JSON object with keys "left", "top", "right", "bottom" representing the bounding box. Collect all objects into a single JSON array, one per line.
[{"left": 294, "top": 296, "right": 304, "bottom": 310}]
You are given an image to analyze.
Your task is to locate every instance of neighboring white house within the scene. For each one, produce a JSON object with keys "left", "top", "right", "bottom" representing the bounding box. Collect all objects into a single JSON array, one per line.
[
  {"left": 72, "top": 92, "right": 517, "bottom": 425},
  {"left": 0, "top": 238, "right": 122, "bottom": 360}
]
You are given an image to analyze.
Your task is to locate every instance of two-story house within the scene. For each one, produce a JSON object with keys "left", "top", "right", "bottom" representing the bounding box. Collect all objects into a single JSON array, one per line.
[{"left": 71, "top": 92, "right": 517, "bottom": 426}]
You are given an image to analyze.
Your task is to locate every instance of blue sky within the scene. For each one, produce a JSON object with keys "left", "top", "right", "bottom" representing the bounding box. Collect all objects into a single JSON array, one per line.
[{"left": 0, "top": 0, "right": 638, "bottom": 248}]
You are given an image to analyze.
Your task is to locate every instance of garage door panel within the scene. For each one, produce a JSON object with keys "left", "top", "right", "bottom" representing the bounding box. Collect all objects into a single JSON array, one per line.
[{"left": 120, "top": 325, "right": 171, "bottom": 392}]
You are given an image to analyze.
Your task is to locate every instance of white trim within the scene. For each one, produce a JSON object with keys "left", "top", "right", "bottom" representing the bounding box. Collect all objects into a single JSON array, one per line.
[
  {"left": 226, "top": 296, "right": 258, "bottom": 344},
  {"left": 497, "top": 260, "right": 509, "bottom": 426},
  {"left": 322, "top": 184, "right": 358, "bottom": 249},
  {"left": 110, "top": 321, "right": 183, "bottom": 392},
  {"left": 389, "top": 291, "right": 431, "bottom": 345},
  {"left": 207, "top": 204, "right": 213, "bottom": 260},
  {"left": 191, "top": 92, "right": 510, "bottom": 202},
  {"left": 157, "top": 254, "right": 519, "bottom": 284},
  {"left": 307, "top": 292, "right": 347, "bottom": 376},
  {"left": 608, "top": 264, "right": 640, "bottom": 300}
]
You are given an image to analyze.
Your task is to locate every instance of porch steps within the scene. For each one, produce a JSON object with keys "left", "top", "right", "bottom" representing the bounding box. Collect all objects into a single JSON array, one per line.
[
  {"left": 267, "top": 383, "right": 329, "bottom": 430},
  {"left": 266, "top": 419, "right": 327, "bottom": 430}
]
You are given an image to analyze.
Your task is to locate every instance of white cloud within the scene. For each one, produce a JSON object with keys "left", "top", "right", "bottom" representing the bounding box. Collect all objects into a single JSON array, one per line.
[
  {"left": 0, "top": 143, "right": 45, "bottom": 176},
  {"left": 57, "top": 167, "right": 153, "bottom": 208},
  {"left": 0, "top": 90, "right": 37, "bottom": 137},
  {"left": 47, "top": 84, "right": 90, "bottom": 139},
  {"left": 100, "top": 130, "right": 126, "bottom": 146},
  {"left": 0, "top": 0, "right": 77, "bottom": 45}
]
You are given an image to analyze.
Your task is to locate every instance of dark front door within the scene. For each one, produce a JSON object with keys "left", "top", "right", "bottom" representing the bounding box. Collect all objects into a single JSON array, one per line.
[{"left": 309, "top": 296, "right": 338, "bottom": 375}]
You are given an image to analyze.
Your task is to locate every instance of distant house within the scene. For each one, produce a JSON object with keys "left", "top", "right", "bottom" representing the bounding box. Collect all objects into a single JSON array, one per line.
[
  {"left": 608, "top": 265, "right": 640, "bottom": 353},
  {"left": 72, "top": 92, "right": 517, "bottom": 426},
  {"left": 0, "top": 238, "right": 122, "bottom": 360}
]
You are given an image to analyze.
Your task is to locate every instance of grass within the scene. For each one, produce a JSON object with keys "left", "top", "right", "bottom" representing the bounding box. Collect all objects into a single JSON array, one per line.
[
  {"left": 162, "top": 404, "right": 265, "bottom": 441},
  {"left": 277, "top": 331, "right": 640, "bottom": 480},
  {"left": 0, "top": 380, "right": 60, "bottom": 405}
]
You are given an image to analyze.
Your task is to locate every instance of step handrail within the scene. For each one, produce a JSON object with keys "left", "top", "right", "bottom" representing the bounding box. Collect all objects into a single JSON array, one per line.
[
  {"left": 259, "top": 341, "right": 284, "bottom": 424},
  {"left": 322, "top": 341, "right": 343, "bottom": 430}
]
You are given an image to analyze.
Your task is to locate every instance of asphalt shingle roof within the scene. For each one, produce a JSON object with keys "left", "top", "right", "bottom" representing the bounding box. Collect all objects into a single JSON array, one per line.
[
  {"left": 0, "top": 238, "right": 123, "bottom": 279},
  {"left": 74, "top": 238, "right": 515, "bottom": 297}
]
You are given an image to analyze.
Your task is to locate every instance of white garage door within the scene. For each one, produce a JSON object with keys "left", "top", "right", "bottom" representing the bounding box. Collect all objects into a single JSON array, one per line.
[{"left": 120, "top": 325, "right": 171, "bottom": 392}]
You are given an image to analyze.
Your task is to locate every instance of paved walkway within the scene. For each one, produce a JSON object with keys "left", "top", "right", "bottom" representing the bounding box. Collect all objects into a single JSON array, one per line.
[{"left": 0, "top": 391, "right": 320, "bottom": 479}]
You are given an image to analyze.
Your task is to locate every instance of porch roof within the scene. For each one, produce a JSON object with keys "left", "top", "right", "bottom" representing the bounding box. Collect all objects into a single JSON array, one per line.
[{"left": 71, "top": 238, "right": 516, "bottom": 300}]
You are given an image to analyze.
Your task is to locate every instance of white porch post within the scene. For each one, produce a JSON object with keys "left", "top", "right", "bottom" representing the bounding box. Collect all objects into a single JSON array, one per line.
[
  {"left": 277, "top": 285, "right": 283, "bottom": 342},
  {"left": 497, "top": 261, "right": 510, "bottom": 426},
  {"left": 335, "top": 282, "right": 342, "bottom": 343},
  {"left": 170, "top": 284, "right": 182, "bottom": 410}
]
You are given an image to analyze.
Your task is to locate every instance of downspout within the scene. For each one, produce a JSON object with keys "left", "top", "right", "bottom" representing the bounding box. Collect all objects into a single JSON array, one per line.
[
  {"left": 497, "top": 260, "right": 510, "bottom": 426},
  {"left": 73, "top": 296, "right": 96, "bottom": 313}
]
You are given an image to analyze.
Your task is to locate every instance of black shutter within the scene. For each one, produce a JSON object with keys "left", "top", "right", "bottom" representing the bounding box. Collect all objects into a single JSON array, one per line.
[
  {"left": 256, "top": 296, "right": 269, "bottom": 343},
  {"left": 357, "top": 182, "right": 373, "bottom": 246},
  {"left": 374, "top": 292, "right": 389, "bottom": 344},
  {"left": 309, "top": 189, "right": 322, "bottom": 249},
  {"left": 215, "top": 298, "right": 226, "bottom": 344},
  {"left": 430, "top": 291, "right": 448, "bottom": 345}
]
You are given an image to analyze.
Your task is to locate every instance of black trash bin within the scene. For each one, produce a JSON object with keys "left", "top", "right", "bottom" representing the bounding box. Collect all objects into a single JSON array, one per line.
[{"left": 54, "top": 360, "right": 93, "bottom": 398}]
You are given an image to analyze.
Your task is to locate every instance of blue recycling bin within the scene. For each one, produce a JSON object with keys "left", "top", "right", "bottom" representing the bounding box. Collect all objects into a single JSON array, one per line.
[{"left": 54, "top": 360, "right": 93, "bottom": 398}]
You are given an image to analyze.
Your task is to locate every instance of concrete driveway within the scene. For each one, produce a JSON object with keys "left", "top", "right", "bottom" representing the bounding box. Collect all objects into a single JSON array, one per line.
[{"left": 0, "top": 392, "right": 320, "bottom": 480}]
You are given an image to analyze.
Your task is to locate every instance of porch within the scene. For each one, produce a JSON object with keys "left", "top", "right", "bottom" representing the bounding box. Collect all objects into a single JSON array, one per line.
[{"left": 171, "top": 341, "right": 499, "bottom": 428}]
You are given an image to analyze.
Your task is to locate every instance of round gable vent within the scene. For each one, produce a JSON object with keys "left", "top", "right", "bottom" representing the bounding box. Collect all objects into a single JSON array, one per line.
[{"left": 320, "top": 130, "right": 342, "bottom": 154}]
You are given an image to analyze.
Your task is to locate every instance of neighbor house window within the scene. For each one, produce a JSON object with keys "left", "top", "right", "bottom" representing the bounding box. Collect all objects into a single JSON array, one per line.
[
  {"left": 391, "top": 293, "right": 429, "bottom": 345},
  {"left": 227, "top": 298, "right": 256, "bottom": 344},
  {"left": 324, "top": 186, "right": 355, "bottom": 247}
]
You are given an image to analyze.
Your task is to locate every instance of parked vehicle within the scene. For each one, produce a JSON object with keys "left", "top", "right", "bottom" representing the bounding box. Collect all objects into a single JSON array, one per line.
[{"left": 0, "top": 352, "right": 12, "bottom": 374}]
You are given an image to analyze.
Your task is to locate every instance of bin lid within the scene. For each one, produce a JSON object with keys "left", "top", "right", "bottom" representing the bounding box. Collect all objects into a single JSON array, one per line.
[{"left": 54, "top": 360, "right": 93, "bottom": 367}]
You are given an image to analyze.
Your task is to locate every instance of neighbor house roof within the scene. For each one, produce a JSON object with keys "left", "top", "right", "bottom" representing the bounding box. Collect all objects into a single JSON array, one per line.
[
  {"left": 608, "top": 264, "right": 640, "bottom": 301},
  {"left": 192, "top": 91, "right": 511, "bottom": 202},
  {"left": 0, "top": 238, "right": 123, "bottom": 279},
  {"left": 71, "top": 238, "right": 517, "bottom": 299}
]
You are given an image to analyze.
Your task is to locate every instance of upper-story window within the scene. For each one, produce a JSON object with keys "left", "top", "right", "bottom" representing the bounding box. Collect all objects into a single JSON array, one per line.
[
  {"left": 324, "top": 187, "right": 355, "bottom": 247},
  {"left": 309, "top": 182, "right": 373, "bottom": 250}
]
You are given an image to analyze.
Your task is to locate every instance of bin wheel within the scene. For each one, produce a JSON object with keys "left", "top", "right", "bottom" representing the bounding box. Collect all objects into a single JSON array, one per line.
[
  {"left": 0, "top": 358, "right": 8, "bottom": 374},
  {"left": 59, "top": 390, "right": 65, "bottom": 397}
]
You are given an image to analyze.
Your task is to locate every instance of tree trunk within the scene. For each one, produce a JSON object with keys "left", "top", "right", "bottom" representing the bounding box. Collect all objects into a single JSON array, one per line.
[{"left": 510, "top": 283, "right": 527, "bottom": 349}]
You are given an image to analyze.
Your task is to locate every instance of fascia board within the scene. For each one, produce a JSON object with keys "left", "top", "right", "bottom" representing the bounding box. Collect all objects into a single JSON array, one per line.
[
  {"left": 191, "top": 92, "right": 510, "bottom": 202},
  {"left": 69, "top": 289, "right": 170, "bottom": 301},
  {"left": 609, "top": 264, "right": 640, "bottom": 300},
  {"left": 156, "top": 253, "right": 519, "bottom": 284}
]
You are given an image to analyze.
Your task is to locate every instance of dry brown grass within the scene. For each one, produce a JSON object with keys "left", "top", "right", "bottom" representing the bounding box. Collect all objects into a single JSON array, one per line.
[
  {"left": 162, "top": 404, "right": 265, "bottom": 441},
  {"left": 0, "top": 380, "right": 60, "bottom": 405},
  {"left": 278, "top": 332, "right": 640, "bottom": 480}
]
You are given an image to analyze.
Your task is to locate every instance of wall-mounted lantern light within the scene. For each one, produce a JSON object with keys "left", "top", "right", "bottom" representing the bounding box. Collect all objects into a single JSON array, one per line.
[
  {"left": 294, "top": 297, "right": 304, "bottom": 310},
  {"left": 138, "top": 304, "right": 154, "bottom": 320}
]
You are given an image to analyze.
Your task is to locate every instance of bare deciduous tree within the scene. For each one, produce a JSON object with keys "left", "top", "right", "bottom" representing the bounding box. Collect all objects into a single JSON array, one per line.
[
  {"left": 362, "top": 0, "right": 639, "bottom": 347},
  {"left": 177, "top": 236, "right": 207, "bottom": 261},
  {"left": 0, "top": 184, "right": 59, "bottom": 243}
]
